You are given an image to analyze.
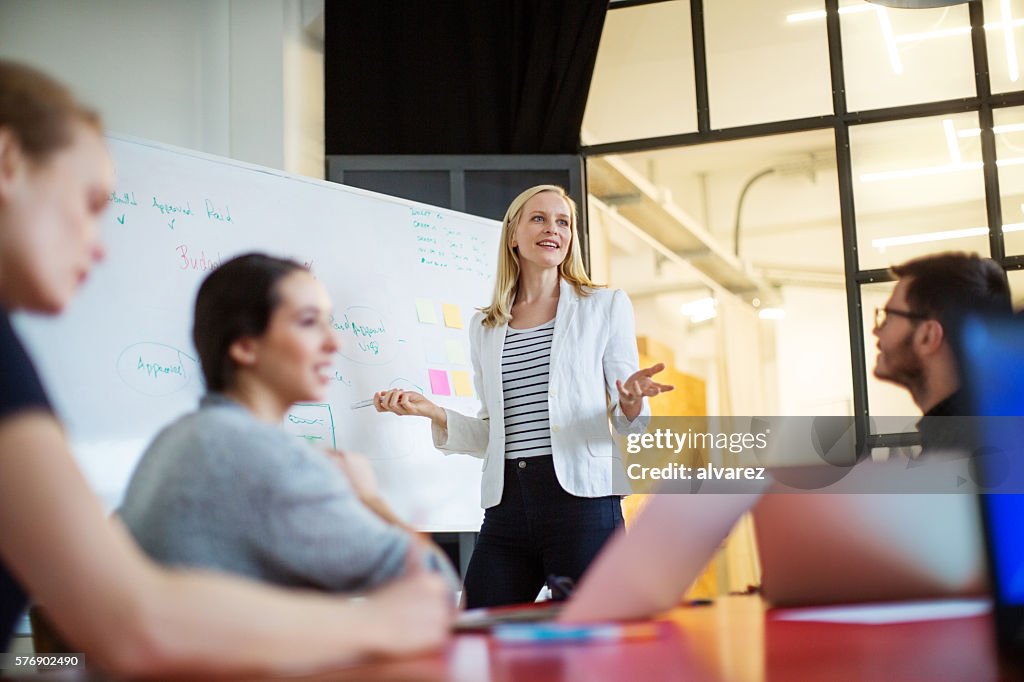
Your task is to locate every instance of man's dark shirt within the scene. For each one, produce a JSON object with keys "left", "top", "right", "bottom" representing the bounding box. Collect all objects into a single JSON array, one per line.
[{"left": 917, "top": 389, "right": 974, "bottom": 455}]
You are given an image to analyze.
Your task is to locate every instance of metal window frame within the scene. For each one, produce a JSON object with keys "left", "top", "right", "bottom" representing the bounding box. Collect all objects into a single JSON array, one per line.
[{"left": 588, "top": 0, "right": 1024, "bottom": 452}]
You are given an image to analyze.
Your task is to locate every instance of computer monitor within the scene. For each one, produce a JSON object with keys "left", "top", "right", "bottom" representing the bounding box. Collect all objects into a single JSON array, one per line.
[{"left": 962, "top": 314, "right": 1024, "bottom": 661}]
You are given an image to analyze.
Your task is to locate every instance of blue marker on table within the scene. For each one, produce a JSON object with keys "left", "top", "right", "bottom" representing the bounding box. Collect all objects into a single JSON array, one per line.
[{"left": 492, "top": 623, "right": 660, "bottom": 645}]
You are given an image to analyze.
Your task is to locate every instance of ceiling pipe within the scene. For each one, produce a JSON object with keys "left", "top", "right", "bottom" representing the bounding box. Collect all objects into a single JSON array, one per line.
[{"left": 732, "top": 168, "right": 776, "bottom": 258}]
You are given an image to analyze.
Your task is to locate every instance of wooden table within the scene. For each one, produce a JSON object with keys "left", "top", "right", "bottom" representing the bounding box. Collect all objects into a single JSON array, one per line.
[{"left": 291, "top": 596, "right": 1007, "bottom": 681}]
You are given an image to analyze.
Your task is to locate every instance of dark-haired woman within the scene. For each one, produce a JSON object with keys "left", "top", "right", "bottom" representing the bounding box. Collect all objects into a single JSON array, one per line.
[
  {"left": 0, "top": 59, "right": 450, "bottom": 676},
  {"left": 119, "top": 254, "right": 452, "bottom": 593}
]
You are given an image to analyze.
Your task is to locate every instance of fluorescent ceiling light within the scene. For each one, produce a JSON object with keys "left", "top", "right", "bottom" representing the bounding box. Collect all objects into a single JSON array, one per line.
[
  {"left": 786, "top": 5, "right": 874, "bottom": 22},
  {"left": 787, "top": 9, "right": 827, "bottom": 22},
  {"left": 873, "top": 222, "right": 1024, "bottom": 250},
  {"left": 758, "top": 308, "right": 786, "bottom": 320},
  {"left": 859, "top": 156, "right": 1024, "bottom": 182},
  {"left": 943, "top": 118, "right": 961, "bottom": 164},
  {"left": 872, "top": 226, "right": 989, "bottom": 249},
  {"left": 957, "top": 122, "right": 1024, "bottom": 137},
  {"left": 876, "top": 8, "right": 904, "bottom": 74},
  {"left": 687, "top": 310, "right": 717, "bottom": 324},
  {"left": 680, "top": 297, "right": 717, "bottom": 323},
  {"left": 1004, "top": 0, "right": 1020, "bottom": 82},
  {"left": 988, "top": 18, "right": 1024, "bottom": 31}
]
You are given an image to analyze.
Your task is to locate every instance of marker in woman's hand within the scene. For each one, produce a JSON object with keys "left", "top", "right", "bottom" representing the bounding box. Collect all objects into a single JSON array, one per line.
[{"left": 350, "top": 398, "right": 376, "bottom": 410}]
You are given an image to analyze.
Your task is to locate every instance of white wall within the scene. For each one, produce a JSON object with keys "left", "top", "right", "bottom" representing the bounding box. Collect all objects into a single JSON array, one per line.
[
  {"left": 283, "top": 0, "right": 326, "bottom": 178},
  {"left": 0, "top": 0, "right": 325, "bottom": 176},
  {"left": 771, "top": 286, "right": 854, "bottom": 417}
]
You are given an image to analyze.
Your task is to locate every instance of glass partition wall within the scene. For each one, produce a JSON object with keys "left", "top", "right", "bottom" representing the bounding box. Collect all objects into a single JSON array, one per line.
[{"left": 584, "top": 0, "right": 1024, "bottom": 452}]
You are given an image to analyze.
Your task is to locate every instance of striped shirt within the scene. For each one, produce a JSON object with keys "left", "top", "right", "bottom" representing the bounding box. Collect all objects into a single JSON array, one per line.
[{"left": 502, "top": 318, "right": 555, "bottom": 459}]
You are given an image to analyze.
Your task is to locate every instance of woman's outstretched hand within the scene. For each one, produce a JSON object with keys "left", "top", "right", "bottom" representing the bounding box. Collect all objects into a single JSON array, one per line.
[{"left": 616, "top": 363, "right": 675, "bottom": 420}]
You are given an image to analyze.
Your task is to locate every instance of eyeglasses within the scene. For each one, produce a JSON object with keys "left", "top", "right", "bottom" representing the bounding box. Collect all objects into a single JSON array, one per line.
[{"left": 874, "top": 307, "right": 929, "bottom": 330}]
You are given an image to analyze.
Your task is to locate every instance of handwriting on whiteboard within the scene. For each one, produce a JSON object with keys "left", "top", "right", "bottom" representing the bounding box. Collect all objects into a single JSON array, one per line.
[
  {"left": 284, "top": 403, "right": 336, "bottom": 448},
  {"left": 410, "top": 207, "right": 490, "bottom": 278},
  {"left": 116, "top": 342, "right": 198, "bottom": 396},
  {"left": 332, "top": 306, "right": 397, "bottom": 365}
]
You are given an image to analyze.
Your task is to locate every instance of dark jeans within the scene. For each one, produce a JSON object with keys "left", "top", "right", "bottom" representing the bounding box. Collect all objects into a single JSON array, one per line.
[{"left": 462, "top": 455, "right": 624, "bottom": 609}]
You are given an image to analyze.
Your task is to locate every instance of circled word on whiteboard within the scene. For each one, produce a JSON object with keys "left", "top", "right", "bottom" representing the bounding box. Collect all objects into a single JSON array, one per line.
[{"left": 116, "top": 342, "right": 198, "bottom": 396}]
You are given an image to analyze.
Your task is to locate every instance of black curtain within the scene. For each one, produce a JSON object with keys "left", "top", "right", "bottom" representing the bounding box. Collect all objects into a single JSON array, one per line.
[{"left": 325, "top": 1, "right": 608, "bottom": 155}]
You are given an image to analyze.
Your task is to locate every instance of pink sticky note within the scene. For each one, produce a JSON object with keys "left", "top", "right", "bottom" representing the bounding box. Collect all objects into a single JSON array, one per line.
[{"left": 428, "top": 369, "right": 451, "bottom": 396}]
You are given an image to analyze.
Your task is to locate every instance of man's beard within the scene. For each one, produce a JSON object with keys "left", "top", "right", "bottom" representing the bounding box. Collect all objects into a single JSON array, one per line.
[{"left": 875, "top": 333, "right": 925, "bottom": 392}]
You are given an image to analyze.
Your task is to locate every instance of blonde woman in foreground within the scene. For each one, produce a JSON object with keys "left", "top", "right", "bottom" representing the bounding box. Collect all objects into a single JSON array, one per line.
[{"left": 376, "top": 185, "right": 673, "bottom": 608}]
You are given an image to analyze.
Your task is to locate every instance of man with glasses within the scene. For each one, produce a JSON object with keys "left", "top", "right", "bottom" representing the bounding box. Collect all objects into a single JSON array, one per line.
[{"left": 873, "top": 252, "right": 1011, "bottom": 452}]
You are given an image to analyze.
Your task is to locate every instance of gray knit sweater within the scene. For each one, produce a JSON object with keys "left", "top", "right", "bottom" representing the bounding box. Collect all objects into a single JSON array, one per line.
[{"left": 118, "top": 394, "right": 409, "bottom": 592}]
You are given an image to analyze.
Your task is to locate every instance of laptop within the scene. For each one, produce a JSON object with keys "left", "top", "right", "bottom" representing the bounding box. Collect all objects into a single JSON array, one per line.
[
  {"left": 961, "top": 314, "right": 1024, "bottom": 663},
  {"left": 753, "top": 459, "right": 987, "bottom": 607},
  {"left": 456, "top": 478, "right": 767, "bottom": 629}
]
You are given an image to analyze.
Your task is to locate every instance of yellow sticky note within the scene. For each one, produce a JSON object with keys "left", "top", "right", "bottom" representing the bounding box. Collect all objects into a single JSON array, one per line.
[
  {"left": 452, "top": 370, "right": 473, "bottom": 397},
  {"left": 415, "top": 299, "right": 437, "bottom": 324},
  {"left": 443, "top": 303, "right": 463, "bottom": 329},
  {"left": 445, "top": 340, "right": 468, "bottom": 365}
]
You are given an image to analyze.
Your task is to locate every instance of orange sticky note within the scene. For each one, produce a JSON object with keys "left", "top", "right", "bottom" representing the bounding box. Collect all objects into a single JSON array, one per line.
[
  {"left": 442, "top": 303, "right": 463, "bottom": 329},
  {"left": 452, "top": 370, "right": 473, "bottom": 397}
]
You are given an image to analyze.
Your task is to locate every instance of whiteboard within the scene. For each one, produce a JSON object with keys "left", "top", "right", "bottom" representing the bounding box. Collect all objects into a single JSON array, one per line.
[{"left": 14, "top": 135, "right": 500, "bottom": 532}]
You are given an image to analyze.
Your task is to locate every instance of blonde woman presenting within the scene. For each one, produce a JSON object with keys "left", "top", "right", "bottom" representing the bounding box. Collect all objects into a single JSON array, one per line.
[{"left": 376, "top": 185, "right": 673, "bottom": 608}]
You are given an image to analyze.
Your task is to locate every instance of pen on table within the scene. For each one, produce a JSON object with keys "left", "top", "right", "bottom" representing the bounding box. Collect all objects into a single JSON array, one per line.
[
  {"left": 492, "top": 623, "right": 661, "bottom": 644},
  {"left": 350, "top": 398, "right": 376, "bottom": 410}
]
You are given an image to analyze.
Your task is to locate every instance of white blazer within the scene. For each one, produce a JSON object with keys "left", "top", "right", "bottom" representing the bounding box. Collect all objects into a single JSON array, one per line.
[{"left": 431, "top": 278, "right": 650, "bottom": 509}]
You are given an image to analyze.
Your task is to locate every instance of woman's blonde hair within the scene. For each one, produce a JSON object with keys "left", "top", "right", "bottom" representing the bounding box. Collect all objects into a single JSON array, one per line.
[{"left": 479, "top": 185, "right": 601, "bottom": 327}]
